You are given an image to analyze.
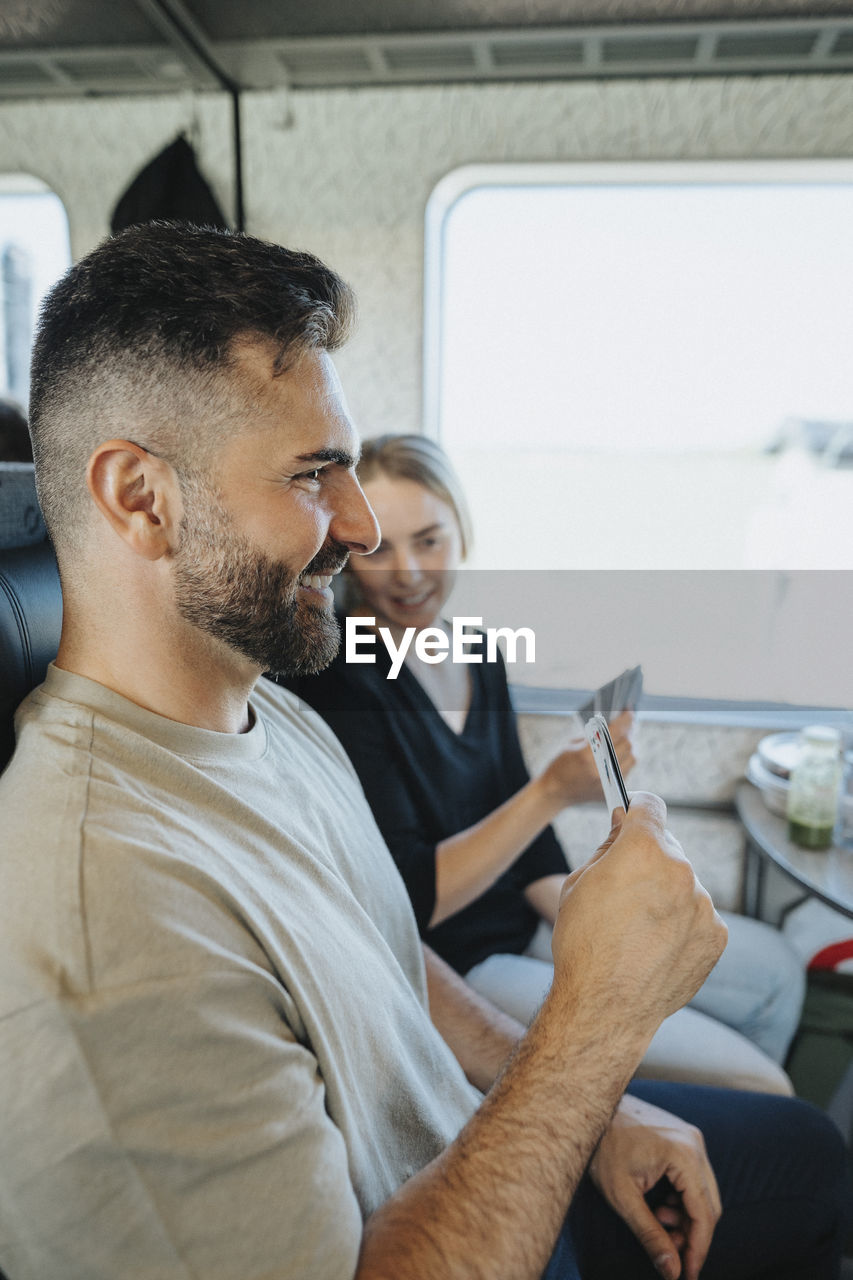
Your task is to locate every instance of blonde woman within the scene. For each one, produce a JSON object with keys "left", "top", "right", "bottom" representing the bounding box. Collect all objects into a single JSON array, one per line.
[{"left": 286, "top": 434, "right": 803, "bottom": 1091}]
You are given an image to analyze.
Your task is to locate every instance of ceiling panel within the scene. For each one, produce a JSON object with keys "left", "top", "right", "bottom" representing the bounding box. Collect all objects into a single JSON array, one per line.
[
  {"left": 714, "top": 27, "right": 820, "bottom": 53},
  {"left": 0, "top": 0, "right": 166, "bottom": 49},
  {"left": 180, "top": 0, "right": 853, "bottom": 40},
  {"left": 2, "top": 0, "right": 853, "bottom": 98},
  {"left": 0, "top": 59, "right": 60, "bottom": 86}
]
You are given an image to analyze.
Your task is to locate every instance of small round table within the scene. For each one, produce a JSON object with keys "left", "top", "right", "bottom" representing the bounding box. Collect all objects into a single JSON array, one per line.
[{"left": 736, "top": 781, "right": 853, "bottom": 924}]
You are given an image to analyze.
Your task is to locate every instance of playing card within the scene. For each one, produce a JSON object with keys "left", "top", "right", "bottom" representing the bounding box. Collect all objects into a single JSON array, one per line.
[{"left": 576, "top": 665, "right": 643, "bottom": 724}]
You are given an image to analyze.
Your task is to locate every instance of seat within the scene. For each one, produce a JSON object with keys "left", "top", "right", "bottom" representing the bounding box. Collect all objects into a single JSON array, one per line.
[
  {"left": 0, "top": 539, "right": 63, "bottom": 774},
  {"left": 0, "top": 461, "right": 62, "bottom": 773},
  {"left": 0, "top": 461, "right": 47, "bottom": 549},
  {"left": 0, "top": 474, "right": 60, "bottom": 1278}
]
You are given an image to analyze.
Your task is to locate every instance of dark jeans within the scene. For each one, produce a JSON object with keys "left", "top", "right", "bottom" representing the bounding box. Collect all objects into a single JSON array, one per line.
[{"left": 543, "top": 1079, "right": 851, "bottom": 1280}]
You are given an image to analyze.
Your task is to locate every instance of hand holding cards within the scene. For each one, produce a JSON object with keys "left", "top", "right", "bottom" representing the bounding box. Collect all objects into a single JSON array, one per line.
[
  {"left": 575, "top": 663, "right": 643, "bottom": 723},
  {"left": 585, "top": 714, "right": 631, "bottom": 812},
  {"left": 575, "top": 665, "right": 640, "bottom": 810}
]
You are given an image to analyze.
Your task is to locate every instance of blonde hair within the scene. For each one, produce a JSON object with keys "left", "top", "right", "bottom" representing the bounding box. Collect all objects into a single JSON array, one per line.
[{"left": 357, "top": 434, "right": 472, "bottom": 558}]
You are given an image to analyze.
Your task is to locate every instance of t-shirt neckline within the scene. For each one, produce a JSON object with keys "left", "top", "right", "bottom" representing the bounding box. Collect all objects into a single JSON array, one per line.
[{"left": 41, "top": 662, "right": 268, "bottom": 763}]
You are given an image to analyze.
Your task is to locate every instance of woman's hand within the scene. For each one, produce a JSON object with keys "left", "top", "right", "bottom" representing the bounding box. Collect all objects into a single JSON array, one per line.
[
  {"left": 433, "top": 710, "right": 635, "bottom": 926},
  {"left": 541, "top": 709, "right": 636, "bottom": 808}
]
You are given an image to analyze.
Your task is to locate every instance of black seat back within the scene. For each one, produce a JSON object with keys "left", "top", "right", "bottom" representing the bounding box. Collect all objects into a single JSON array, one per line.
[{"left": 0, "top": 540, "right": 63, "bottom": 774}]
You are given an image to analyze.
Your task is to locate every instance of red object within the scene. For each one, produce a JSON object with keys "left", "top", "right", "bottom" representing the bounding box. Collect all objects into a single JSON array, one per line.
[{"left": 808, "top": 938, "right": 853, "bottom": 971}]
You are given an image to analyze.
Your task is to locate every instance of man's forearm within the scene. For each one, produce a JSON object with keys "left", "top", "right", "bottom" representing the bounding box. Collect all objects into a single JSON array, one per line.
[
  {"left": 361, "top": 795, "right": 727, "bottom": 1280},
  {"left": 358, "top": 981, "right": 648, "bottom": 1280}
]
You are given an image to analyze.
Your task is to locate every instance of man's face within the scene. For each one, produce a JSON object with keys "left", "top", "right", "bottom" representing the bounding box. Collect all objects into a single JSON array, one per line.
[{"left": 172, "top": 344, "right": 378, "bottom": 677}]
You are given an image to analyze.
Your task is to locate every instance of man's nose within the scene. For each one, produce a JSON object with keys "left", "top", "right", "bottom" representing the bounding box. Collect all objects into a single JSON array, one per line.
[{"left": 329, "top": 475, "right": 380, "bottom": 555}]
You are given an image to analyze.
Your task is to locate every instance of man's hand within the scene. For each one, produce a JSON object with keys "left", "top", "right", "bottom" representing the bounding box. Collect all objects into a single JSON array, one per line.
[
  {"left": 550, "top": 793, "right": 728, "bottom": 1040},
  {"left": 362, "top": 793, "right": 726, "bottom": 1280},
  {"left": 589, "top": 1094, "right": 722, "bottom": 1280},
  {"left": 541, "top": 709, "right": 636, "bottom": 807}
]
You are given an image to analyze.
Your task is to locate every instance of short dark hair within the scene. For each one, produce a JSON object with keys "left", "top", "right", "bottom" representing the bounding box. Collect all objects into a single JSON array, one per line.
[{"left": 29, "top": 222, "right": 356, "bottom": 552}]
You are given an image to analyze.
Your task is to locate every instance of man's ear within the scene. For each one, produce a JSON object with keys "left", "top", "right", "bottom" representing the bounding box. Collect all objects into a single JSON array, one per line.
[{"left": 87, "top": 440, "right": 181, "bottom": 561}]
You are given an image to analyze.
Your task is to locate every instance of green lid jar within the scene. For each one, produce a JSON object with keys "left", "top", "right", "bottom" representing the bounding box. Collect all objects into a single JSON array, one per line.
[{"left": 787, "top": 725, "right": 842, "bottom": 850}]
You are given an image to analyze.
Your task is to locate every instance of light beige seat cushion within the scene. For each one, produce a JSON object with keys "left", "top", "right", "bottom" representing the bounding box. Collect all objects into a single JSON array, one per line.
[{"left": 636, "top": 1005, "right": 793, "bottom": 1095}]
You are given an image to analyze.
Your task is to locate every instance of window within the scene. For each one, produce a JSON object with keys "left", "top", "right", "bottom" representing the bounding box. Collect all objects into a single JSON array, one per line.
[
  {"left": 425, "top": 162, "right": 853, "bottom": 706},
  {"left": 0, "top": 173, "right": 72, "bottom": 409},
  {"left": 426, "top": 160, "right": 853, "bottom": 573}
]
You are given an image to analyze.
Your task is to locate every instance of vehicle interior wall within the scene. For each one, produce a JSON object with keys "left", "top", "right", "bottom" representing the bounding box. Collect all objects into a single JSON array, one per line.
[{"left": 1, "top": 73, "right": 851, "bottom": 439}]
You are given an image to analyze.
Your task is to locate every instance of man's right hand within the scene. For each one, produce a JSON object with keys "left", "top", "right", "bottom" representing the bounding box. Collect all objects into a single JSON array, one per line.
[
  {"left": 360, "top": 794, "right": 726, "bottom": 1280},
  {"left": 541, "top": 708, "right": 636, "bottom": 807},
  {"left": 549, "top": 792, "right": 727, "bottom": 1042}
]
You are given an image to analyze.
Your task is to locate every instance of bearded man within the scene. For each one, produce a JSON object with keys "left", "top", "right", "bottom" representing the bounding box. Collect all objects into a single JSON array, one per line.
[{"left": 0, "top": 223, "right": 847, "bottom": 1280}]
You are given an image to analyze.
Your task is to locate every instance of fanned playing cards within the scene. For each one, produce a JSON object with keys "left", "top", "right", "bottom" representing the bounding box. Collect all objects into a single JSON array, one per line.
[{"left": 575, "top": 664, "right": 643, "bottom": 722}]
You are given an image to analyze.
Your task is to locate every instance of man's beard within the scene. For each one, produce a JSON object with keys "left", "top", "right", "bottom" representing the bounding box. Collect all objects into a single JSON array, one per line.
[{"left": 172, "top": 475, "right": 346, "bottom": 677}]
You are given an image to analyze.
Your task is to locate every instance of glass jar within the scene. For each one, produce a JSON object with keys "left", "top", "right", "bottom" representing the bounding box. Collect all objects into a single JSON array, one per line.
[
  {"left": 787, "top": 725, "right": 842, "bottom": 850},
  {"left": 835, "top": 748, "right": 853, "bottom": 850}
]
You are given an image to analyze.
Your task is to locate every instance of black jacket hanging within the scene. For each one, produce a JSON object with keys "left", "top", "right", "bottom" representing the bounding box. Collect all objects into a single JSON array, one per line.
[{"left": 110, "top": 135, "right": 229, "bottom": 233}]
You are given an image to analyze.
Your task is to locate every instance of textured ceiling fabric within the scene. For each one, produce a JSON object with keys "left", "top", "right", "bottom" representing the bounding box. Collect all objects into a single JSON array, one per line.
[
  {"left": 181, "top": 0, "right": 853, "bottom": 38},
  {"left": 3, "top": 0, "right": 853, "bottom": 97},
  {"left": 0, "top": 0, "right": 161, "bottom": 49},
  {"left": 3, "top": 0, "right": 853, "bottom": 52}
]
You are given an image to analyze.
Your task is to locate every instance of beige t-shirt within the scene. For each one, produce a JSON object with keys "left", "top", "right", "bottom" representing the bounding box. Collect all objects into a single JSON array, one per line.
[{"left": 0, "top": 666, "right": 479, "bottom": 1280}]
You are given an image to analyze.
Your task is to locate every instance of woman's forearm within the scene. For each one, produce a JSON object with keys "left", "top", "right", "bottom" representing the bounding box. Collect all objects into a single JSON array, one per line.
[
  {"left": 429, "top": 715, "right": 637, "bottom": 928},
  {"left": 431, "top": 772, "right": 565, "bottom": 927}
]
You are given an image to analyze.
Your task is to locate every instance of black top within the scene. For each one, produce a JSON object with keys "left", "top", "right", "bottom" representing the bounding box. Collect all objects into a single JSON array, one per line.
[{"left": 282, "top": 626, "right": 568, "bottom": 974}]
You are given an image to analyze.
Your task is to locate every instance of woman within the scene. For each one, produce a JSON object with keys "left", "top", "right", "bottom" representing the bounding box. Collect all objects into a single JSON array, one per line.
[{"left": 287, "top": 434, "right": 804, "bottom": 1090}]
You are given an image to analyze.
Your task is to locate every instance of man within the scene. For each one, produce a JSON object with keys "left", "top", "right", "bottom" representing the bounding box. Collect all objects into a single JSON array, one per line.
[{"left": 0, "top": 223, "right": 847, "bottom": 1280}]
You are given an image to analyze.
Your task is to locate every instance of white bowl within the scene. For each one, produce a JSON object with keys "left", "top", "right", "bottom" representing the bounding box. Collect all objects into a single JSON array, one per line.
[
  {"left": 756, "top": 731, "right": 801, "bottom": 780},
  {"left": 746, "top": 753, "right": 789, "bottom": 816}
]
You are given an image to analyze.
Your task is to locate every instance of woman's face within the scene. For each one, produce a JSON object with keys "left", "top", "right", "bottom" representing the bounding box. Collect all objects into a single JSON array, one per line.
[{"left": 349, "top": 472, "right": 463, "bottom": 632}]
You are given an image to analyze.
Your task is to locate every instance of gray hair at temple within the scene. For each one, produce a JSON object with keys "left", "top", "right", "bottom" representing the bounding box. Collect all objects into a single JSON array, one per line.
[{"left": 28, "top": 222, "right": 356, "bottom": 559}]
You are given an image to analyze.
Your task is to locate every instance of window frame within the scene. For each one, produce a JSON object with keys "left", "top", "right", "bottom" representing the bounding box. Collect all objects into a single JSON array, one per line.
[
  {"left": 423, "top": 156, "right": 853, "bottom": 439},
  {"left": 0, "top": 171, "right": 72, "bottom": 407},
  {"left": 423, "top": 158, "right": 853, "bottom": 717}
]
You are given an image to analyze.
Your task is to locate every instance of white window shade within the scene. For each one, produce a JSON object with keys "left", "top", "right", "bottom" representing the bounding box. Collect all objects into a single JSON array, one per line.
[{"left": 424, "top": 161, "right": 853, "bottom": 707}]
